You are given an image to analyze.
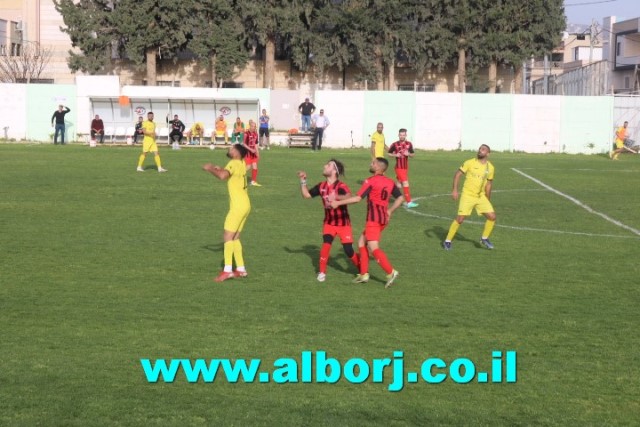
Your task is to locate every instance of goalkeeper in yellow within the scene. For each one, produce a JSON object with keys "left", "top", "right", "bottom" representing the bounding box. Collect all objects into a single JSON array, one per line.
[
  {"left": 203, "top": 144, "right": 251, "bottom": 282},
  {"left": 443, "top": 144, "right": 496, "bottom": 250},
  {"left": 136, "top": 111, "right": 167, "bottom": 173}
]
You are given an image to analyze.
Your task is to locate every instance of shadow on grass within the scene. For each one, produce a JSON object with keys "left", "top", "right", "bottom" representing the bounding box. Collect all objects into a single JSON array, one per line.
[
  {"left": 283, "top": 244, "right": 358, "bottom": 276},
  {"left": 425, "top": 225, "right": 482, "bottom": 249}
]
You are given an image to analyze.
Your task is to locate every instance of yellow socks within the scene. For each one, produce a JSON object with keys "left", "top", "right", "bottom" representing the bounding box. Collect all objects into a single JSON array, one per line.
[
  {"left": 445, "top": 220, "right": 461, "bottom": 242},
  {"left": 233, "top": 240, "right": 244, "bottom": 269},
  {"left": 482, "top": 219, "right": 496, "bottom": 240},
  {"left": 224, "top": 241, "right": 234, "bottom": 268}
]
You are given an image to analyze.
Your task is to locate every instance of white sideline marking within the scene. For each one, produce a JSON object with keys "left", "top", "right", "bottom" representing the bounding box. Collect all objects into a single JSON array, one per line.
[
  {"left": 516, "top": 168, "right": 638, "bottom": 173},
  {"left": 511, "top": 168, "right": 640, "bottom": 237},
  {"left": 404, "top": 192, "right": 640, "bottom": 240}
]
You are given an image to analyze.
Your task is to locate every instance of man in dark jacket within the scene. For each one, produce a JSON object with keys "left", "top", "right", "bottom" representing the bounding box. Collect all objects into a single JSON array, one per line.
[{"left": 51, "top": 105, "right": 71, "bottom": 145}]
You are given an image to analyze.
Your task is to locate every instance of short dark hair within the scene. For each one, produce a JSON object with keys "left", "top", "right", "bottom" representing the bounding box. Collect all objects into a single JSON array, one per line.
[
  {"left": 480, "top": 144, "right": 491, "bottom": 152},
  {"left": 376, "top": 157, "right": 389, "bottom": 171},
  {"left": 148, "top": 111, "right": 154, "bottom": 115},
  {"left": 399, "top": 128, "right": 407, "bottom": 133},
  {"left": 234, "top": 143, "right": 248, "bottom": 159}
]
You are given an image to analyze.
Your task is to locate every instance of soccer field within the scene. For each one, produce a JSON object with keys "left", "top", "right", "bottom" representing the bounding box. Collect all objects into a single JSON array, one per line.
[{"left": 1, "top": 144, "right": 639, "bottom": 425}]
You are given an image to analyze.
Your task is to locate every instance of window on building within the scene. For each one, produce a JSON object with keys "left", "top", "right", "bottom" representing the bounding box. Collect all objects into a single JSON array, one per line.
[
  {"left": 624, "top": 76, "right": 630, "bottom": 89},
  {"left": 11, "top": 43, "right": 21, "bottom": 56},
  {"left": 205, "top": 81, "right": 243, "bottom": 88},
  {"left": 397, "top": 84, "right": 435, "bottom": 92},
  {"left": 157, "top": 81, "right": 181, "bottom": 87},
  {"left": 551, "top": 53, "right": 563, "bottom": 63},
  {"left": 221, "top": 81, "right": 243, "bottom": 88},
  {"left": 0, "top": 44, "right": 6, "bottom": 56},
  {"left": 616, "top": 41, "right": 621, "bottom": 56}
]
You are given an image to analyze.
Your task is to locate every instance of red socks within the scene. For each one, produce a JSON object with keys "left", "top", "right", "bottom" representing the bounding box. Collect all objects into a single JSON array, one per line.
[
  {"left": 358, "top": 246, "right": 369, "bottom": 275},
  {"left": 403, "top": 186, "right": 412, "bottom": 203},
  {"left": 251, "top": 169, "right": 258, "bottom": 182},
  {"left": 319, "top": 243, "right": 331, "bottom": 274},
  {"left": 372, "top": 249, "right": 393, "bottom": 274}
]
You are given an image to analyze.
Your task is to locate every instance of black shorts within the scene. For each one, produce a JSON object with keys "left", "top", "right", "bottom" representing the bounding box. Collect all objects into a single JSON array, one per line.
[{"left": 259, "top": 128, "right": 269, "bottom": 137}]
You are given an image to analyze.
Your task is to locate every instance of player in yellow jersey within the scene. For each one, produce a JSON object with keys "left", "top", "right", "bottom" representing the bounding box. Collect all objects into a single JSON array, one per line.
[
  {"left": 610, "top": 121, "right": 629, "bottom": 160},
  {"left": 203, "top": 144, "right": 251, "bottom": 282},
  {"left": 370, "top": 122, "right": 387, "bottom": 160},
  {"left": 443, "top": 144, "right": 496, "bottom": 250},
  {"left": 136, "top": 112, "right": 167, "bottom": 173}
]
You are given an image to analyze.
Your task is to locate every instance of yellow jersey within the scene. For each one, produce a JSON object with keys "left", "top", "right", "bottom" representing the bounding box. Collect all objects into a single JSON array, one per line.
[
  {"left": 224, "top": 159, "right": 250, "bottom": 210},
  {"left": 460, "top": 158, "right": 494, "bottom": 197},
  {"left": 371, "top": 132, "right": 386, "bottom": 158},
  {"left": 615, "top": 126, "right": 627, "bottom": 143},
  {"left": 191, "top": 122, "right": 204, "bottom": 136},
  {"left": 142, "top": 120, "right": 156, "bottom": 144}
]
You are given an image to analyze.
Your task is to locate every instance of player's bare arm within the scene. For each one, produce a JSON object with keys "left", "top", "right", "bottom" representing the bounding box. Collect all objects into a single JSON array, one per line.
[
  {"left": 485, "top": 180, "right": 493, "bottom": 200},
  {"left": 387, "top": 195, "right": 405, "bottom": 220},
  {"left": 203, "top": 163, "right": 230, "bottom": 180},
  {"left": 330, "top": 195, "right": 361, "bottom": 209},
  {"left": 451, "top": 169, "right": 464, "bottom": 201},
  {"left": 297, "top": 171, "right": 312, "bottom": 198}
]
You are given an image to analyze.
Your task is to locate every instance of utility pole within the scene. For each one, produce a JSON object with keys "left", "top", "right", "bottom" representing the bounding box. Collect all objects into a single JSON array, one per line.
[{"left": 589, "top": 19, "right": 597, "bottom": 64}]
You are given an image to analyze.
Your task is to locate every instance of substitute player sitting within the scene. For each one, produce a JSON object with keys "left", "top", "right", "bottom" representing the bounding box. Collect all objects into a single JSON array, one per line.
[
  {"left": 331, "top": 158, "right": 404, "bottom": 288},
  {"left": 203, "top": 144, "right": 251, "bottom": 282},
  {"left": 298, "top": 159, "right": 360, "bottom": 282},
  {"left": 443, "top": 144, "right": 496, "bottom": 250}
]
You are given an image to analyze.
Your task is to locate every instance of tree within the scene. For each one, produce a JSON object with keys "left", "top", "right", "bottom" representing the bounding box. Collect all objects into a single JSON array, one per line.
[
  {"left": 399, "top": 0, "right": 457, "bottom": 86},
  {"left": 54, "top": 0, "right": 114, "bottom": 74},
  {"left": 187, "top": 0, "right": 248, "bottom": 87},
  {"left": 55, "top": 0, "right": 194, "bottom": 85},
  {"left": 111, "top": 0, "right": 193, "bottom": 85},
  {"left": 235, "top": 0, "right": 306, "bottom": 88},
  {"left": 470, "top": 0, "right": 566, "bottom": 93},
  {"left": 0, "top": 42, "right": 54, "bottom": 83}
]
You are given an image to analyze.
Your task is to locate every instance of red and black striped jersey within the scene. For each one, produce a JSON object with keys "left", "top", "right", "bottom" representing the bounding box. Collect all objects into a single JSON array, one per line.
[
  {"left": 357, "top": 175, "right": 402, "bottom": 225},
  {"left": 388, "top": 140, "right": 414, "bottom": 170},
  {"left": 244, "top": 131, "right": 259, "bottom": 160},
  {"left": 309, "top": 180, "right": 351, "bottom": 226}
]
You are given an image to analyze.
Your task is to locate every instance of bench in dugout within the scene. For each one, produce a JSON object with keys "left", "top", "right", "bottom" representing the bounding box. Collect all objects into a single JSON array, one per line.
[{"left": 287, "top": 131, "right": 314, "bottom": 147}]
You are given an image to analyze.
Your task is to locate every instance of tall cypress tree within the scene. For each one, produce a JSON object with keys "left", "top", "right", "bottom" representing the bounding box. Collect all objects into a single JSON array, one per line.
[
  {"left": 54, "top": 0, "right": 114, "bottom": 74},
  {"left": 234, "top": 0, "right": 305, "bottom": 89},
  {"left": 187, "top": 0, "right": 247, "bottom": 88}
]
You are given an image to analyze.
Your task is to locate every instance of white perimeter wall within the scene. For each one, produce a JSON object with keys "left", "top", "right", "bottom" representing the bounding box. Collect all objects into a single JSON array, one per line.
[{"left": 0, "top": 84, "right": 27, "bottom": 140}]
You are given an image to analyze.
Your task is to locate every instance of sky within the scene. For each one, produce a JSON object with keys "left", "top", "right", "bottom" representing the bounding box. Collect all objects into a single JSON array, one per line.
[{"left": 564, "top": 0, "right": 639, "bottom": 25}]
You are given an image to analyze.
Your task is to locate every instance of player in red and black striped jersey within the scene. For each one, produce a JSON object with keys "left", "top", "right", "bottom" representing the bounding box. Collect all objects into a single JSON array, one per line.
[
  {"left": 388, "top": 128, "right": 418, "bottom": 208},
  {"left": 243, "top": 120, "right": 261, "bottom": 186},
  {"left": 298, "top": 159, "right": 360, "bottom": 282},
  {"left": 331, "top": 157, "right": 404, "bottom": 288}
]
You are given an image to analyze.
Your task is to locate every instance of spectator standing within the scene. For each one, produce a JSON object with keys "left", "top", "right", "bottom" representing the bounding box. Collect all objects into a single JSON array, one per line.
[
  {"left": 51, "top": 105, "right": 71, "bottom": 145},
  {"left": 298, "top": 98, "right": 316, "bottom": 132},
  {"left": 311, "top": 109, "right": 330, "bottom": 151}
]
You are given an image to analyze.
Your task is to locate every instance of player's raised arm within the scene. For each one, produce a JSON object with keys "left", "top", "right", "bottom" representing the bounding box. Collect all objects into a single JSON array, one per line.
[
  {"left": 203, "top": 163, "right": 230, "bottom": 180},
  {"left": 297, "top": 171, "right": 312, "bottom": 198}
]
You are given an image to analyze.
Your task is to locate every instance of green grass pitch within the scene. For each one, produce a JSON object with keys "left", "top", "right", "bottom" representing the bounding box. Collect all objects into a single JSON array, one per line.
[{"left": 1, "top": 144, "right": 639, "bottom": 425}]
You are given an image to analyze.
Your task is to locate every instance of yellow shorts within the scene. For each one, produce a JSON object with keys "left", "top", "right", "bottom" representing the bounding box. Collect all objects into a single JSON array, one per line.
[
  {"left": 143, "top": 141, "right": 158, "bottom": 153},
  {"left": 457, "top": 194, "right": 494, "bottom": 216},
  {"left": 615, "top": 139, "right": 624, "bottom": 149},
  {"left": 224, "top": 207, "right": 250, "bottom": 232}
]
